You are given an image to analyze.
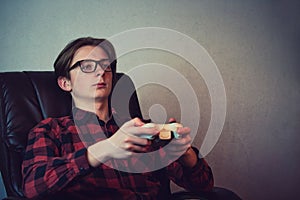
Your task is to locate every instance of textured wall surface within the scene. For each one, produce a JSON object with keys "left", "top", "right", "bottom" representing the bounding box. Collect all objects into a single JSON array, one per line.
[{"left": 1, "top": 1, "right": 299, "bottom": 199}]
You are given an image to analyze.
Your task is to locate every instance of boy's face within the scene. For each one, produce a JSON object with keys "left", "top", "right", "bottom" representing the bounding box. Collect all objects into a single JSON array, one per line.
[{"left": 68, "top": 45, "right": 113, "bottom": 105}]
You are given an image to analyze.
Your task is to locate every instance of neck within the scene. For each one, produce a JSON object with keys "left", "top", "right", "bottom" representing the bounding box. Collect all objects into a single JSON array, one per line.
[
  {"left": 73, "top": 98, "right": 110, "bottom": 122},
  {"left": 95, "top": 100, "right": 110, "bottom": 122}
]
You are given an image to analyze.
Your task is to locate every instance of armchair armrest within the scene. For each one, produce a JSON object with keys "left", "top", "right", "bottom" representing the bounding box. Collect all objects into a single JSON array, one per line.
[
  {"left": 3, "top": 197, "right": 27, "bottom": 200},
  {"left": 171, "top": 187, "right": 241, "bottom": 200}
]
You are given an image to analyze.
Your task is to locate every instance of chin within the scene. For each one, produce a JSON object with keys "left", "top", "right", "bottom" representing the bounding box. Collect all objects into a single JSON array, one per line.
[{"left": 94, "top": 95, "right": 109, "bottom": 102}]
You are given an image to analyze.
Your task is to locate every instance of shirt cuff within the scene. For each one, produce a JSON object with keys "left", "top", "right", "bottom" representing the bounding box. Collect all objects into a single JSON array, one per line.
[{"left": 73, "top": 148, "right": 92, "bottom": 175}]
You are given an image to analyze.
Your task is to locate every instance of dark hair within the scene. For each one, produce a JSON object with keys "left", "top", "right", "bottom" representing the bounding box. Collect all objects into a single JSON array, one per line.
[{"left": 54, "top": 37, "right": 117, "bottom": 80}]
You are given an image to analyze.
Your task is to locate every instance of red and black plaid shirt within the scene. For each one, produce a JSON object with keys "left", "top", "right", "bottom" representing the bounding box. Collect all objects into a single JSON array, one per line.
[{"left": 22, "top": 108, "right": 213, "bottom": 199}]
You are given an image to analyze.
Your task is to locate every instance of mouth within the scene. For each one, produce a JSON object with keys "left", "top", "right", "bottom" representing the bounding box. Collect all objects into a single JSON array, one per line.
[{"left": 94, "top": 82, "right": 107, "bottom": 88}]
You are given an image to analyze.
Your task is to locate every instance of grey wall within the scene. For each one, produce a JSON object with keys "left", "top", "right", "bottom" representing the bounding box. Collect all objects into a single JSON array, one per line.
[{"left": 1, "top": 0, "right": 299, "bottom": 199}]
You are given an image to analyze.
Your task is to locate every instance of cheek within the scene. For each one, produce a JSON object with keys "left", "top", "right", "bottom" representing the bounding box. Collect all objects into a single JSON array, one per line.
[
  {"left": 106, "top": 74, "right": 113, "bottom": 90},
  {"left": 71, "top": 73, "right": 93, "bottom": 91}
]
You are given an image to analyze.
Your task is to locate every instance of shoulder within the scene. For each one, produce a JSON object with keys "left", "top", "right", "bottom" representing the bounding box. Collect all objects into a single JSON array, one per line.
[{"left": 29, "top": 116, "right": 74, "bottom": 138}]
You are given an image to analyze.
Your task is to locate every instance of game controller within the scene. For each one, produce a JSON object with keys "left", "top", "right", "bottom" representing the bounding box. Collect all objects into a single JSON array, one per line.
[{"left": 139, "top": 123, "right": 183, "bottom": 140}]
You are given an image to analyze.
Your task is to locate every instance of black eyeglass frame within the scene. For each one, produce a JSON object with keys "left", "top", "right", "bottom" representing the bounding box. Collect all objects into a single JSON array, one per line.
[{"left": 68, "top": 59, "right": 112, "bottom": 73}]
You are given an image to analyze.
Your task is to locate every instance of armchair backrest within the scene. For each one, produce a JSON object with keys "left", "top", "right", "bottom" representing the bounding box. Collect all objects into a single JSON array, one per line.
[{"left": 0, "top": 71, "right": 142, "bottom": 197}]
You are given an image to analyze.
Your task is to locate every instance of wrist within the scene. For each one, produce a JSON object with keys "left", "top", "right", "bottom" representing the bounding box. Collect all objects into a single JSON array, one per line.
[
  {"left": 87, "top": 140, "right": 110, "bottom": 167},
  {"left": 178, "top": 147, "right": 198, "bottom": 168}
]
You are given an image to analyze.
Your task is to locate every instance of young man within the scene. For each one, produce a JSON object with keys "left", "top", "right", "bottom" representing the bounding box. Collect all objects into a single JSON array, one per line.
[{"left": 22, "top": 37, "right": 214, "bottom": 199}]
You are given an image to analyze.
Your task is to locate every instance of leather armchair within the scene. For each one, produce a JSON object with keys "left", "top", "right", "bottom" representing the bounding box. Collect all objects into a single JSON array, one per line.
[
  {"left": 0, "top": 71, "right": 142, "bottom": 199},
  {"left": 0, "top": 71, "right": 240, "bottom": 200}
]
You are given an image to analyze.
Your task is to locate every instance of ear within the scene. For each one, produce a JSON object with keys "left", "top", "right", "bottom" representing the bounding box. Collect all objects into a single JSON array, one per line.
[{"left": 57, "top": 76, "right": 72, "bottom": 92}]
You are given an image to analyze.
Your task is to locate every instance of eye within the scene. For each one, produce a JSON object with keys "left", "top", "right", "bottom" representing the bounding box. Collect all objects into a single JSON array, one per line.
[
  {"left": 103, "top": 63, "right": 110, "bottom": 68},
  {"left": 101, "top": 61, "right": 111, "bottom": 71},
  {"left": 81, "top": 61, "right": 95, "bottom": 72}
]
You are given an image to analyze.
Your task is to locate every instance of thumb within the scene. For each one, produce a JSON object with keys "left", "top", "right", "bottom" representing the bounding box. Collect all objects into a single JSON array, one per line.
[
  {"left": 124, "top": 117, "right": 144, "bottom": 128},
  {"left": 168, "top": 118, "right": 177, "bottom": 123}
]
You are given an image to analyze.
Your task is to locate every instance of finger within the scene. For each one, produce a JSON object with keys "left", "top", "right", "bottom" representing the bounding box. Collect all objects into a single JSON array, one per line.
[
  {"left": 168, "top": 118, "right": 177, "bottom": 123},
  {"left": 124, "top": 117, "right": 144, "bottom": 127},
  {"left": 124, "top": 135, "right": 151, "bottom": 146},
  {"left": 176, "top": 127, "right": 191, "bottom": 136},
  {"left": 126, "top": 143, "right": 149, "bottom": 153},
  {"left": 130, "top": 126, "right": 159, "bottom": 136},
  {"left": 132, "top": 117, "right": 145, "bottom": 127},
  {"left": 120, "top": 118, "right": 150, "bottom": 135},
  {"left": 172, "top": 136, "right": 192, "bottom": 146},
  {"left": 131, "top": 145, "right": 149, "bottom": 153}
]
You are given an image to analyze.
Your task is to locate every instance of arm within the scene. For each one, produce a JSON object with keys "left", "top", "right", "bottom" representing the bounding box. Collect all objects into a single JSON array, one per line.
[
  {"left": 22, "top": 117, "right": 157, "bottom": 198},
  {"left": 167, "top": 147, "right": 214, "bottom": 192},
  {"left": 163, "top": 123, "right": 214, "bottom": 192},
  {"left": 22, "top": 118, "right": 91, "bottom": 198}
]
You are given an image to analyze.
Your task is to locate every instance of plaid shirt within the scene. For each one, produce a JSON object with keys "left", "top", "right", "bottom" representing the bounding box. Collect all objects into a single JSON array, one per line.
[{"left": 22, "top": 108, "right": 213, "bottom": 199}]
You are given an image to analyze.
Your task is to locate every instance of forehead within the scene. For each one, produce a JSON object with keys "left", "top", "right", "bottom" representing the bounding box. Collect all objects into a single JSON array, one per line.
[{"left": 72, "top": 45, "right": 108, "bottom": 64}]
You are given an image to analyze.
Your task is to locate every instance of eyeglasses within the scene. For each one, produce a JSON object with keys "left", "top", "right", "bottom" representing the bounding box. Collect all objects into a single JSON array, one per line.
[{"left": 68, "top": 59, "right": 112, "bottom": 73}]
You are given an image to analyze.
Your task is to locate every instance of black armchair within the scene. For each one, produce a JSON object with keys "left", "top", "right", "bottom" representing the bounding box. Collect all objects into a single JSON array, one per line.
[{"left": 0, "top": 71, "right": 241, "bottom": 200}]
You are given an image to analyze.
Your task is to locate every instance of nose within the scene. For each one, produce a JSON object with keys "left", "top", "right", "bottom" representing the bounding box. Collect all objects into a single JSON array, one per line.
[
  {"left": 96, "top": 71, "right": 104, "bottom": 77},
  {"left": 95, "top": 64, "right": 105, "bottom": 77}
]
